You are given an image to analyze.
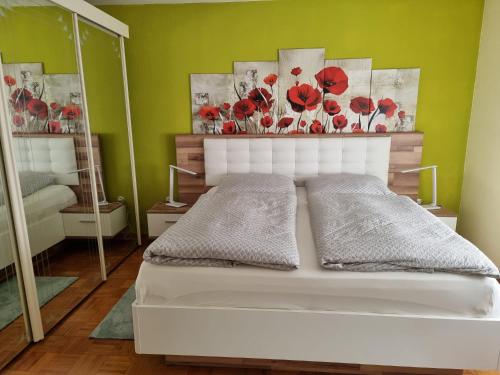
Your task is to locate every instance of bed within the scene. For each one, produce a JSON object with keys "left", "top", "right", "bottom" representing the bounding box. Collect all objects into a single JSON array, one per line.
[
  {"left": 133, "top": 134, "right": 500, "bottom": 373},
  {"left": 0, "top": 137, "right": 79, "bottom": 270}
]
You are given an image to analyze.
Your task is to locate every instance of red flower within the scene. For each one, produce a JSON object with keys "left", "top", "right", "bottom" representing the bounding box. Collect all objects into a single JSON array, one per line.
[
  {"left": 310, "top": 120, "right": 324, "bottom": 134},
  {"left": 222, "top": 102, "right": 231, "bottom": 111},
  {"left": 299, "top": 120, "right": 306, "bottom": 127},
  {"left": 291, "top": 67, "right": 302, "bottom": 76},
  {"left": 260, "top": 115, "right": 273, "bottom": 128},
  {"left": 27, "top": 99, "right": 48, "bottom": 120},
  {"left": 263, "top": 73, "right": 278, "bottom": 87},
  {"left": 378, "top": 98, "right": 397, "bottom": 118},
  {"left": 10, "top": 88, "right": 32, "bottom": 112},
  {"left": 222, "top": 121, "right": 236, "bottom": 134},
  {"left": 233, "top": 99, "right": 256, "bottom": 120},
  {"left": 62, "top": 104, "right": 82, "bottom": 120},
  {"left": 351, "top": 123, "right": 361, "bottom": 131},
  {"left": 50, "top": 102, "right": 60, "bottom": 111},
  {"left": 199, "top": 105, "right": 220, "bottom": 121},
  {"left": 315, "top": 67, "right": 348, "bottom": 95},
  {"left": 323, "top": 100, "right": 341, "bottom": 116},
  {"left": 332, "top": 115, "right": 348, "bottom": 130},
  {"left": 48, "top": 121, "right": 62, "bottom": 133},
  {"left": 288, "top": 129, "right": 305, "bottom": 134},
  {"left": 277, "top": 117, "right": 294, "bottom": 129},
  {"left": 398, "top": 110, "right": 406, "bottom": 120},
  {"left": 248, "top": 88, "right": 274, "bottom": 113},
  {"left": 4, "top": 75, "right": 16, "bottom": 87},
  {"left": 375, "top": 124, "right": 387, "bottom": 133},
  {"left": 287, "top": 84, "right": 322, "bottom": 113},
  {"left": 350, "top": 97, "right": 375, "bottom": 116},
  {"left": 12, "top": 114, "right": 25, "bottom": 127}
]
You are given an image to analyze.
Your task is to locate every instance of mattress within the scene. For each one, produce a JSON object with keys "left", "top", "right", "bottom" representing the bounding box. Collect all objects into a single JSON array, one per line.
[{"left": 136, "top": 187, "right": 500, "bottom": 318}]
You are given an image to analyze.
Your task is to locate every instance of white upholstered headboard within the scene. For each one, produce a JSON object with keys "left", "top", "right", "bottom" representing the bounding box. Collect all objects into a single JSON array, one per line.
[
  {"left": 204, "top": 136, "right": 391, "bottom": 186},
  {"left": 13, "top": 137, "right": 79, "bottom": 185}
]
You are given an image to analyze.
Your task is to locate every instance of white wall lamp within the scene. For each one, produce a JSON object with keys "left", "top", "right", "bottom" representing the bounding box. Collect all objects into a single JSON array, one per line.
[
  {"left": 167, "top": 165, "right": 197, "bottom": 208},
  {"left": 401, "top": 165, "right": 440, "bottom": 210}
]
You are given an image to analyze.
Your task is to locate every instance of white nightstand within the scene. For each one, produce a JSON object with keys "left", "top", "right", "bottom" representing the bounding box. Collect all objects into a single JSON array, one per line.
[
  {"left": 431, "top": 207, "right": 457, "bottom": 231},
  {"left": 147, "top": 202, "right": 191, "bottom": 238},
  {"left": 60, "top": 202, "right": 127, "bottom": 238}
]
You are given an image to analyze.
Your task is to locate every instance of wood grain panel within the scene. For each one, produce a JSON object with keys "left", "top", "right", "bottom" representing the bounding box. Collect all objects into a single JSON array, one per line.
[
  {"left": 164, "top": 355, "right": 463, "bottom": 375},
  {"left": 176, "top": 132, "right": 424, "bottom": 204}
]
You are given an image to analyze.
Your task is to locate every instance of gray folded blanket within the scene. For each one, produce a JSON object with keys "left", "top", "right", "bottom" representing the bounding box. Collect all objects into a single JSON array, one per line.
[
  {"left": 306, "top": 175, "right": 499, "bottom": 277},
  {"left": 144, "top": 174, "right": 299, "bottom": 270}
]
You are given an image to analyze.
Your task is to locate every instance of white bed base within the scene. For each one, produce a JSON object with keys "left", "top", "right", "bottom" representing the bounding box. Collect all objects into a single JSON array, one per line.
[
  {"left": 0, "top": 212, "right": 66, "bottom": 270},
  {"left": 133, "top": 302, "right": 500, "bottom": 370},
  {"left": 134, "top": 135, "right": 500, "bottom": 371}
]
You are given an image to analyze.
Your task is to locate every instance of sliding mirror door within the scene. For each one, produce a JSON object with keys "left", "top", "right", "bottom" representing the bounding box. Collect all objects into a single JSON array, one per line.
[
  {"left": 77, "top": 18, "right": 139, "bottom": 271},
  {"left": 0, "top": 137, "right": 30, "bottom": 368},
  {"left": 0, "top": 0, "right": 103, "bottom": 338}
]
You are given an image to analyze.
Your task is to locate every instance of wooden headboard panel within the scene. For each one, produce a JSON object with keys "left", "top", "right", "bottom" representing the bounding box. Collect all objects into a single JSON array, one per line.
[{"left": 176, "top": 132, "right": 423, "bottom": 205}]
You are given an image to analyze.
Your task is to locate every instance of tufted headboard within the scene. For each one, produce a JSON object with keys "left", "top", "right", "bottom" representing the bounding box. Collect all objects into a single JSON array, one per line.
[
  {"left": 176, "top": 133, "right": 424, "bottom": 205},
  {"left": 204, "top": 137, "right": 391, "bottom": 185},
  {"left": 13, "top": 136, "right": 79, "bottom": 185}
]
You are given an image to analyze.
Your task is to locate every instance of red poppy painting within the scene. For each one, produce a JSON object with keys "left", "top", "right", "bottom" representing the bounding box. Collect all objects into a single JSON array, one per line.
[
  {"left": 189, "top": 49, "right": 419, "bottom": 134},
  {"left": 370, "top": 69, "right": 420, "bottom": 131}
]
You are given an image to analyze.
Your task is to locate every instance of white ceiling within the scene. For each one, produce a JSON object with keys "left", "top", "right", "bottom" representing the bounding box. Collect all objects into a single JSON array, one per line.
[{"left": 86, "top": 0, "right": 264, "bottom": 5}]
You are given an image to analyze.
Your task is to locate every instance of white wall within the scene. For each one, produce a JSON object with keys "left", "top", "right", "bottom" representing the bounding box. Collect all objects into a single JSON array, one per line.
[{"left": 458, "top": 0, "right": 500, "bottom": 265}]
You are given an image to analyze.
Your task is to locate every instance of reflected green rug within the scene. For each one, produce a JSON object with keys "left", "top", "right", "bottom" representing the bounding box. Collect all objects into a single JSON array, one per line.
[
  {"left": 90, "top": 284, "right": 135, "bottom": 340},
  {"left": 0, "top": 276, "right": 77, "bottom": 330}
]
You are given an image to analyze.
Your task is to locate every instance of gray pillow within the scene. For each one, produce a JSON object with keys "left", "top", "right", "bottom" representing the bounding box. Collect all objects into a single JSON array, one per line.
[
  {"left": 18, "top": 171, "right": 55, "bottom": 197},
  {"left": 305, "top": 173, "right": 392, "bottom": 195},
  {"left": 217, "top": 173, "right": 295, "bottom": 194},
  {"left": 0, "top": 171, "right": 55, "bottom": 206}
]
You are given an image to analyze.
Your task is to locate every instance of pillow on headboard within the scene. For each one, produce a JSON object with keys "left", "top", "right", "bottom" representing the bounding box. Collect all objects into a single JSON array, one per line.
[
  {"left": 305, "top": 173, "right": 393, "bottom": 196},
  {"left": 217, "top": 173, "right": 295, "bottom": 194}
]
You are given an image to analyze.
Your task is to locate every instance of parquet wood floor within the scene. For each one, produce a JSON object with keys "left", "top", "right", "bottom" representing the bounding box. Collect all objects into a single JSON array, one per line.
[
  {"left": 3, "top": 248, "right": 499, "bottom": 375},
  {"left": 0, "top": 238, "right": 136, "bottom": 370}
]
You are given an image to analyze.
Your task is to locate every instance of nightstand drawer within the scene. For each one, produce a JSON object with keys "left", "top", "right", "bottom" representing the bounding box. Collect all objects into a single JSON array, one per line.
[
  {"left": 147, "top": 213, "right": 183, "bottom": 237},
  {"left": 62, "top": 205, "right": 127, "bottom": 238},
  {"left": 438, "top": 216, "right": 457, "bottom": 231}
]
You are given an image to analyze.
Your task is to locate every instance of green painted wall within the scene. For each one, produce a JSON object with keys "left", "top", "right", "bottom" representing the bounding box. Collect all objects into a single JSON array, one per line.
[
  {"left": 102, "top": 0, "right": 484, "bottom": 223},
  {"left": 1, "top": 0, "right": 485, "bottom": 231}
]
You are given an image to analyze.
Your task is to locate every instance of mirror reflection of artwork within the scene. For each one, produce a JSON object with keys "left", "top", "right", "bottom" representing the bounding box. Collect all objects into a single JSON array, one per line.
[
  {"left": 323, "top": 58, "right": 372, "bottom": 133},
  {"left": 190, "top": 74, "right": 237, "bottom": 134},
  {"left": 3, "top": 63, "right": 46, "bottom": 132},
  {"left": 43, "top": 74, "right": 84, "bottom": 134},
  {"left": 278, "top": 48, "right": 325, "bottom": 134},
  {"left": 369, "top": 69, "right": 420, "bottom": 132},
  {"left": 234, "top": 61, "right": 278, "bottom": 134}
]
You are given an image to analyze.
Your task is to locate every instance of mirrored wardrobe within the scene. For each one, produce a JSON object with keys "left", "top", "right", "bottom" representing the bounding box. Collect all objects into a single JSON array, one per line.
[{"left": 0, "top": 1, "right": 138, "bottom": 369}]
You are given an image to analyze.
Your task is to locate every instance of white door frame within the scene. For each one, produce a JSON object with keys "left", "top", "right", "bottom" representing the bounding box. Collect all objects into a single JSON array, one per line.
[{"left": 0, "top": 55, "right": 44, "bottom": 342}]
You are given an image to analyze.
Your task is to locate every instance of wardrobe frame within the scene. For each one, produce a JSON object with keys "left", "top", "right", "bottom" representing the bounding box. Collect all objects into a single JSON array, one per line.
[{"left": 0, "top": 0, "right": 140, "bottom": 342}]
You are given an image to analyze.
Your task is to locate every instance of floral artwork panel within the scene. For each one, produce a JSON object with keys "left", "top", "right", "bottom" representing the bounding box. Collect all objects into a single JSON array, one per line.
[
  {"left": 323, "top": 58, "right": 372, "bottom": 133},
  {"left": 369, "top": 69, "right": 420, "bottom": 132},
  {"left": 233, "top": 61, "right": 278, "bottom": 134},
  {"left": 278, "top": 48, "right": 325, "bottom": 134},
  {"left": 190, "top": 73, "right": 239, "bottom": 134},
  {"left": 3, "top": 63, "right": 46, "bottom": 132},
  {"left": 43, "top": 74, "right": 84, "bottom": 134}
]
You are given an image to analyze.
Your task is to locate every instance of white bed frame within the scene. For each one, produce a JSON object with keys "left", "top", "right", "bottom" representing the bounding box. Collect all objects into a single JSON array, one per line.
[
  {"left": 0, "top": 137, "right": 78, "bottom": 270},
  {"left": 133, "top": 136, "right": 500, "bottom": 372}
]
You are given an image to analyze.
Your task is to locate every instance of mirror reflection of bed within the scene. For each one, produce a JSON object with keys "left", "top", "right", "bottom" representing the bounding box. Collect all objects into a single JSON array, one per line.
[{"left": 0, "top": 133, "right": 136, "bottom": 340}]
